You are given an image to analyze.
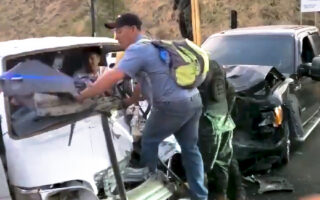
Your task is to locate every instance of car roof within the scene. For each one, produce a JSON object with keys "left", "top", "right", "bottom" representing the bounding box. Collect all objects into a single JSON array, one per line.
[
  {"left": 0, "top": 36, "right": 118, "bottom": 59},
  {"left": 208, "top": 25, "right": 318, "bottom": 38}
]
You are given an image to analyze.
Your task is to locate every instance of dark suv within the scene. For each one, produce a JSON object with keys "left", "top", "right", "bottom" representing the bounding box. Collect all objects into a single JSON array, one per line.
[{"left": 202, "top": 25, "right": 320, "bottom": 173}]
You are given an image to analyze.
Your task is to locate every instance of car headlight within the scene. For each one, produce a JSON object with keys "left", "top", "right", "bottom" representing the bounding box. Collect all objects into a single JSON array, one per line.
[{"left": 273, "top": 106, "right": 283, "bottom": 127}]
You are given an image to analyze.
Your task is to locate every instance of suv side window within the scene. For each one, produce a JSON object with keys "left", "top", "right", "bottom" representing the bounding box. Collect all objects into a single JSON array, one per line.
[
  {"left": 301, "top": 36, "right": 315, "bottom": 63},
  {"left": 310, "top": 33, "right": 320, "bottom": 56}
]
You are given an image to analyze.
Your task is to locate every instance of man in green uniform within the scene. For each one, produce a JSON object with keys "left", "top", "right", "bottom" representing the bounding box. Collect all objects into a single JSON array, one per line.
[{"left": 198, "top": 60, "right": 246, "bottom": 200}]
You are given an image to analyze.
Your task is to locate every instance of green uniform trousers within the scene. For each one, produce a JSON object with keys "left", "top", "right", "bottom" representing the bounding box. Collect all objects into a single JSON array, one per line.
[{"left": 198, "top": 114, "right": 234, "bottom": 195}]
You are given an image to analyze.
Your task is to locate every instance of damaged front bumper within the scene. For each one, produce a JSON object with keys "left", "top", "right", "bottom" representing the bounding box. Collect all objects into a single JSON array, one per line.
[
  {"left": 232, "top": 100, "right": 288, "bottom": 173},
  {"left": 233, "top": 127, "right": 287, "bottom": 161},
  {"left": 13, "top": 171, "right": 175, "bottom": 200}
]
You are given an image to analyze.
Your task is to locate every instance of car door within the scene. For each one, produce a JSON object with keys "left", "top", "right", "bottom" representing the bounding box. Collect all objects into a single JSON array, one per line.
[{"left": 293, "top": 33, "right": 320, "bottom": 125}]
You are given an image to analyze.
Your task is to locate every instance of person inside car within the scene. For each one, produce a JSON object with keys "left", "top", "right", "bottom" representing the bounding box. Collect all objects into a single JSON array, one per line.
[{"left": 73, "top": 47, "right": 102, "bottom": 79}]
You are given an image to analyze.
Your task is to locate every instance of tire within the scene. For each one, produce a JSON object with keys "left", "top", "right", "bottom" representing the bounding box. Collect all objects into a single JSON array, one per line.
[
  {"left": 280, "top": 121, "right": 290, "bottom": 164},
  {"left": 285, "top": 94, "right": 304, "bottom": 143}
]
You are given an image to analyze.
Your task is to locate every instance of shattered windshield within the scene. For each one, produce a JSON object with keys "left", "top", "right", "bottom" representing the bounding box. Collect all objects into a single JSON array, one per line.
[
  {"left": 2, "top": 47, "right": 122, "bottom": 138},
  {"left": 202, "top": 35, "right": 295, "bottom": 74}
]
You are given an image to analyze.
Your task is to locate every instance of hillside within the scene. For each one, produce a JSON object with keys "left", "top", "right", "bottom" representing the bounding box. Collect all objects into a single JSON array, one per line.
[{"left": 0, "top": 0, "right": 317, "bottom": 42}]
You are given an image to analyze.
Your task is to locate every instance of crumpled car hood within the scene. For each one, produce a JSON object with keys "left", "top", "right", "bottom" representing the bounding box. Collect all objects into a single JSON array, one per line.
[{"left": 223, "top": 65, "right": 284, "bottom": 93}]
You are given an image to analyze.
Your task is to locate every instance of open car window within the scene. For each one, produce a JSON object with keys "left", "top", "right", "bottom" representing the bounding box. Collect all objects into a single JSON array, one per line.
[{"left": 2, "top": 44, "right": 123, "bottom": 139}]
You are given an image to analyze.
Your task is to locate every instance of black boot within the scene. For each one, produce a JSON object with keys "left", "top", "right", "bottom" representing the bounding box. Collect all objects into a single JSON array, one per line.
[{"left": 228, "top": 159, "right": 247, "bottom": 200}]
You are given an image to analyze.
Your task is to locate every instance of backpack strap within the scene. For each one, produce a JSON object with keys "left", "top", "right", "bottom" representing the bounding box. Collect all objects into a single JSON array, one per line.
[{"left": 137, "top": 38, "right": 151, "bottom": 44}]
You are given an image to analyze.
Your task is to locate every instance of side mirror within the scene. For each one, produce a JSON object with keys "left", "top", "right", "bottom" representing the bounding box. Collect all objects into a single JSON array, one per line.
[{"left": 298, "top": 56, "right": 320, "bottom": 81}]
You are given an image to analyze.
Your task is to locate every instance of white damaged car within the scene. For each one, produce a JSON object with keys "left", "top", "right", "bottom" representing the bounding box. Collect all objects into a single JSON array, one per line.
[{"left": 0, "top": 37, "right": 181, "bottom": 200}]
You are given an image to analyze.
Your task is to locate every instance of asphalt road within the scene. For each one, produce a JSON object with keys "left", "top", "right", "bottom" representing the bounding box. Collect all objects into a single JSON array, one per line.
[{"left": 246, "top": 125, "right": 320, "bottom": 200}]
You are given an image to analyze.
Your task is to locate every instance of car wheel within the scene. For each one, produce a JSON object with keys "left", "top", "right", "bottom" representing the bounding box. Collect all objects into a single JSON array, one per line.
[
  {"left": 281, "top": 121, "right": 290, "bottom": 164},
  {"left": 285, "top": 94, "right": 304, "bottom": 144}
]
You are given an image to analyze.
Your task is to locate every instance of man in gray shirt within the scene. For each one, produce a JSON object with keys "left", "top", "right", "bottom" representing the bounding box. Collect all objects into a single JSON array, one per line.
[{"left": 78, "top": 13, "right": 208, "bottom": 200}]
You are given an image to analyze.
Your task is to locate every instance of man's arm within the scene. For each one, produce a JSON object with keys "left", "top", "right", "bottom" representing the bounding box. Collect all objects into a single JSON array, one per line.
[{"left": 78, "top": 68, "right": 125, "bottom": 101}]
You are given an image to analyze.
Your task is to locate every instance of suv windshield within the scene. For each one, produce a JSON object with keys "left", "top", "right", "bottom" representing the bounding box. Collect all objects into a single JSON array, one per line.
[{"left": 202, "top": 35, "right": 295, "bottom": 73}]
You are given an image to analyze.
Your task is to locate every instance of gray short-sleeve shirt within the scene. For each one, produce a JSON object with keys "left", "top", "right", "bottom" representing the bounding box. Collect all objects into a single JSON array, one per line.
[{"left": 117, "top": 35, "right": 198, "bottom": 104}]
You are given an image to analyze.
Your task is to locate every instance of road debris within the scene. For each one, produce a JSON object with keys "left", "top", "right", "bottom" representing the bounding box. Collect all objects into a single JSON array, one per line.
[{"left": 244, "top": 175, "right": 294, "bottom": 194}]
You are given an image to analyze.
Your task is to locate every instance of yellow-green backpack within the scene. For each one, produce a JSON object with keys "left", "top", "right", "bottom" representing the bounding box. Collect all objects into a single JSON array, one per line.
[{"left": 141, "top": 39, "right": 209, "bottom": 89}]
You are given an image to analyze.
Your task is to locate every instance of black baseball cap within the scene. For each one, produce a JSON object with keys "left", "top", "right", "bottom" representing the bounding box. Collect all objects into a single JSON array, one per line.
[{"left": 104, "top": 13, "right": 142, "bottom": 30}]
